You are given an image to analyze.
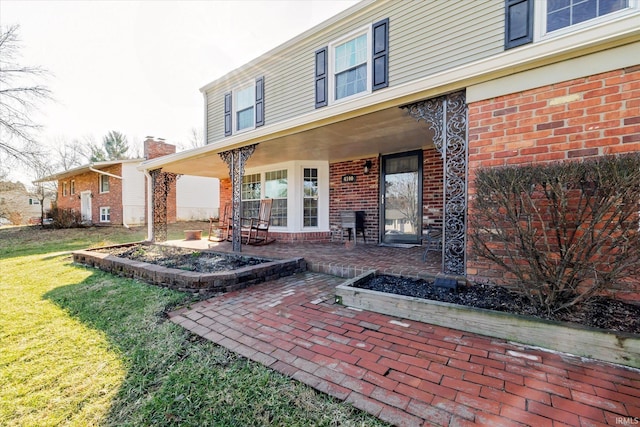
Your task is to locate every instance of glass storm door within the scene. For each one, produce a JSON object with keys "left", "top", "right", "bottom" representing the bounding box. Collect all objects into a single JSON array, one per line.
[{"left": 381, "top": 151, "right": 422, "bottom": 244}]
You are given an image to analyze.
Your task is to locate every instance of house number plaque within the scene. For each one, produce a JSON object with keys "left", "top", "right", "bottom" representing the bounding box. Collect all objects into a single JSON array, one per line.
[{"left": 341, "top": 174, "right": 356, "bottom": 183}]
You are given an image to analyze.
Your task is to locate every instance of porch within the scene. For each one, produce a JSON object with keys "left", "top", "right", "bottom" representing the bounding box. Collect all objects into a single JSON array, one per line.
[{"left": 164, "top": 237, "right": 442, "bottom": 280}]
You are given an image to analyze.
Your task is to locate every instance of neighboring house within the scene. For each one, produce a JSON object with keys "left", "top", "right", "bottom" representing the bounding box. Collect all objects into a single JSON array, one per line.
[
  {"left": 0, "top": 181, "right": 51, "bottom": 225},
  {"left": 0, "top": 181, "right": 53, "bottom": 225},
  {"left": 139, "top": 1, "right": 639, "bottom": 300},
  {"left": 39, "top": 138, "right": 219, "bottom": 226}
]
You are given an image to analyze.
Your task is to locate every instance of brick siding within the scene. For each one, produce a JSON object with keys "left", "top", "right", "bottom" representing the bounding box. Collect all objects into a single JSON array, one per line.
[
  {"left": 57, "top": 164, "right": 124, "bottom": 225},
  {"left": 467, "top": 66, "right": 640, "bottom": 301},
  {"left": 56, "top": 138, "right": 180, "bottom": 226},
  {"left": 329, "top": 158, "right": 380, "bottom": 242}
]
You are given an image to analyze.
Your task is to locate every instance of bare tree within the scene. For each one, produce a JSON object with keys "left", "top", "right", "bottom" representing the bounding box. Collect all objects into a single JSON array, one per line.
[
  {"left": 51, "top": 136, "right": 85, "bottom": 171},
  {"left": 29, "top": 150, "right": 57, "bottom": 225},
  {"left": 177, "top": 127, "right": 205, "bottom": 151},
  {"left": 0, "top": 25, "right": 52, "bottom": 166}
]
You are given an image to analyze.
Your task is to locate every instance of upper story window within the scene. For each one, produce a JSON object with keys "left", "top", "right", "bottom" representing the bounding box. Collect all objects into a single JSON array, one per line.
[
  {"left": 28, "top": 198, "right": 40, "bottom": 205},
  {"left": 545, "top": 0, "right": 629, "bottom": 33},
  {"left": 236, "top": 85, "right": 255, "bottom": 132},
  {"left": 100, "top": 175, "right": 110, "bottom": 193},
  {"left": 70, "top": 180, "right": 75, "bottom": 195},
  {"left": 315, "top": 18, "right": 389, "bottom": 108},
  {"left": 224, "top": 77, "right": 264, "bottom": 137},
  {"left": 62, "top": 182, "right": 68, "bottom": 197},
  {"left": 333, "top": 31, "right": 369, "bottom": 101},
  {"left": 506, "top": 0, "right": 635, "bottom": 49}
]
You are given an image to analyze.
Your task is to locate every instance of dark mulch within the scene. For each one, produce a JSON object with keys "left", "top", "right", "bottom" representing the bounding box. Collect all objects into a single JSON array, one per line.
[
  {"left": 98, "top": 244, "right": 266, "bottom": 273},
  {"left": 357, "top": 275, "right": 640, "bottom": 334}
]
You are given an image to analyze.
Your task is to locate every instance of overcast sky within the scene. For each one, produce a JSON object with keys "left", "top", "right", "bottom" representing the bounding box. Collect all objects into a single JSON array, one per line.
[{"left": 2, "top": 0, "right": 358, "bottom": 182}]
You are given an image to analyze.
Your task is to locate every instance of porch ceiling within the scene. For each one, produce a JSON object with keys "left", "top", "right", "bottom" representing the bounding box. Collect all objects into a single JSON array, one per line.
[{"left": 158, "top": 106, "right": 435, "bottom": 178}]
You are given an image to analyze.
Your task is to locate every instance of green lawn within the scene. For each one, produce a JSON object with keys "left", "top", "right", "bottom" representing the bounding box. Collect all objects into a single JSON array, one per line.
[{"left": 0, "top": 224, "right": 386, "bottom": 426}]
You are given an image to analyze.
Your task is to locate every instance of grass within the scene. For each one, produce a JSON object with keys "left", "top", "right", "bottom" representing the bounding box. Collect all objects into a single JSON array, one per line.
[{"left": 0, "top": 223, "right": 387, "bottom": 426}]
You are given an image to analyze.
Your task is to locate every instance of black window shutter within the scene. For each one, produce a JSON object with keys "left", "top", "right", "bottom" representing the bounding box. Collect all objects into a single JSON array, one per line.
[
  {"left": 315, "top": 47, "right": 328, "bottom": 108},
  {"left": 255, "top": 76, "right": 264, "bottom": 127},
  {"left": 505, "top": 0, "right": 533, "bottom": 49},
  {"left": 372, "top": 18, "right": 389, "bottom": 91},
  {"left": 224, "top": 92, "right": 232, "bottom": 136}
]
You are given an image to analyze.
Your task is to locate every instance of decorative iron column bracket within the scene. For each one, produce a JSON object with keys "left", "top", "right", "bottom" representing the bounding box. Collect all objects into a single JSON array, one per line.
[
  {"left": 150, "top": 169, "right": 179, "bottom": 242},
  {"left": 402, "top": 91, "right": 468, "bottom": 276},
  {"left": 219, "top": 144, "right": 257, "bottom": 252}
]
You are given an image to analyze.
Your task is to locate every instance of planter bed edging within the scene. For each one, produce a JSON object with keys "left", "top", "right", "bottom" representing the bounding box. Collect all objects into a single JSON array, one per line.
[
  {"left": 335, "top": 271, "right": 640, "bottom": 369},
  {"left": 73, "top": 246, "right": 306, "bottom": 294}
]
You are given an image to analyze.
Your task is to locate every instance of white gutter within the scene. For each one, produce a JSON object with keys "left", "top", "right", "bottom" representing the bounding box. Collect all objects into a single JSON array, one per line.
[
  {"left": 144, "top": 170, "right": 153, "bottom": 242},
  {"left": 88, "top": 166, "right": 123, "bottom": 180}
]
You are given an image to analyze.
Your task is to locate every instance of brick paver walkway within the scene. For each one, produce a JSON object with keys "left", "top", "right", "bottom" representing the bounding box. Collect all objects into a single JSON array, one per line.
[{"left": 170, "top": 272, "right": 640, "bottom": 427}]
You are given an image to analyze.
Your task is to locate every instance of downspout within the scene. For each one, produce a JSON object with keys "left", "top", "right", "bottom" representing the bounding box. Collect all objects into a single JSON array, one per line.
[
  {"left": 144, "top": 169, "right": 154, "bottom": 242},
  {"left": 88, "top": 165, "right": 130, "bottom": 228}
]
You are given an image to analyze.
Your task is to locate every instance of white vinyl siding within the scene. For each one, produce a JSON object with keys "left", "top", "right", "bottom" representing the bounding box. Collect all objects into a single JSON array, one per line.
[{"left": 204, "top": 0, "right": 503, "bottom": 144}]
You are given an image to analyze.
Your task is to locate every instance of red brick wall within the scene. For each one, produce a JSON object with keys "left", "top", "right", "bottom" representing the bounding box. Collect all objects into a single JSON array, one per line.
[
  {"left": 144, "top": 138, "right": 176, "bottom": 159},
  {"left": 467, "top": 66, "right": 640, "bottom": 301},
  {"left": 329, "top": 149, "right": 444, "bottom": 243},
  {"left": 219, "top": 178, "right": 232, "bottom": 208},
  {"left": 329, "top": 157, "right": 380, "bottom": 242},
  {"left": 422, "top": 148, "right": 443, "bottom": 227},
  {"left": 57, "top": 164, "right": 124, "bottom": 225}
]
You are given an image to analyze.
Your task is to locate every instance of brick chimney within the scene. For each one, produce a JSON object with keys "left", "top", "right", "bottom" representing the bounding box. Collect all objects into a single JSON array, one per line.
[{"left": 144, "top": 136, "right": 176, "bottom": 160}]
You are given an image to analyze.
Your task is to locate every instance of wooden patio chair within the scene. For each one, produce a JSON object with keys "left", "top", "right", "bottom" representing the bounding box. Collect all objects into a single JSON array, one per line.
[
  {"left": 208, "top": 203, "right": 230, "bottom": 242},
  {"left": 243, "top": 198, "right": 274, "bottom": 245}
]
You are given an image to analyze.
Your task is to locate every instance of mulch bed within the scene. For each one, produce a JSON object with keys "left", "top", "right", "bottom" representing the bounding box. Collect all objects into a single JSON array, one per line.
[
  {"left": 357, "top": 275, "right": 640, "bottom": 334},
  {"left": 98, "top": 244, "right": 266, "bottom": 273}
]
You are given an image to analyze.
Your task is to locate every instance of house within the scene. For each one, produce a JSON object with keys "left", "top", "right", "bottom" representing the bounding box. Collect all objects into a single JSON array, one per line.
[
  {"left": 39, "top": 138, "right": 219, "bottom": 226},
  {"left": 0, "top": 181, "right": 53, "bottom": 225},
  {"left": 139, "top": 0, "right": 639, "bottom": 300}
]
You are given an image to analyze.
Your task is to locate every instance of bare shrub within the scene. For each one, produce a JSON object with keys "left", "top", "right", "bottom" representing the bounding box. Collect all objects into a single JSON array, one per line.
[
  {"left": 49, "top": 207, "right": 83, "bottom": 229},
  {"left": 470, "top": 153, "right": 640, "bottom": 313}
]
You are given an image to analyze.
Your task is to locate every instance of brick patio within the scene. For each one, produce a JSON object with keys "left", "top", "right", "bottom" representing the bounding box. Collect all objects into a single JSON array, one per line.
[{"left": 169, "top": 260, "right": 640, "bottom": 426}]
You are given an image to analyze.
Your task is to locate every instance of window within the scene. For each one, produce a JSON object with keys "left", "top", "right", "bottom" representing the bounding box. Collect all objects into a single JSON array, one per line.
[
  {"left": 315, "top": 18, "right": 388, "bottom": 107},
  {"left": 28, "top": 198, "right": 40, "bottom": 205},
  {"left": 334, "top": 33, "right": 368, "bottom": 100},
  {"left": 236, "top": 85, "right": 255, "bottom": 132},
  {"left": 506, "top": 0, "right": 634, "bottom": 48},
  {"left": 303, "top": 168, "right": 318, "bottom": 227},
  {"left": 224, "top": 77, "right": 264, "bottom": 136},
  {"left": 100, "top": 175, "right": 109, "bottom": 193},
  {"left": 545, "top": 0, "right": 629, "bottom": 33},
  {"left": 70, "top": 180, "right": 75, "bottom": 195},
  {"left": 100, "top": 207, "right": 111, "bottom": 222},
  {"left": 265, "top": 170, "right": 287, "bottom": 226},
  {"left": 62, "top": 182, "right": 68, "bottom": 197},
  {"left": 241, "top": 173, "right": 261, "bottom": 219}
]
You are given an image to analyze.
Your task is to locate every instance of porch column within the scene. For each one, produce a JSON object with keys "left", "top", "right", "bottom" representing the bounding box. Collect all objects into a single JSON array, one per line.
[
  {"left": 150, "top": 169, "right": 179, "bottom": 242},
  {"left": 219, "top": 144, "right": 257, "bottom": 252},
  {"left": 402, "top": 91, "right": 468, "bottom": 276}
]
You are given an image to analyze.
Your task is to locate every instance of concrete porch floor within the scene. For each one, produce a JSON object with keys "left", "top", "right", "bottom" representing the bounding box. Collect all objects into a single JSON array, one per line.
[{"left": 165, "top": 238, "right": 640, "bottom": 426}]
